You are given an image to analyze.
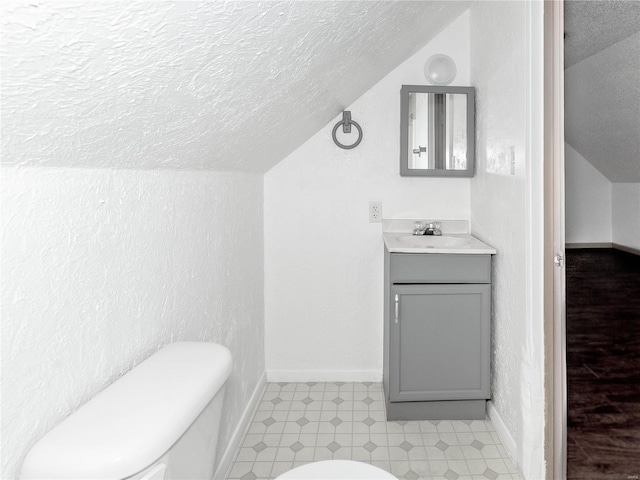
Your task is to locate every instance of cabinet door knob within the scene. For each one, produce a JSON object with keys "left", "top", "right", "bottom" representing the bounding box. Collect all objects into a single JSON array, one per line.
[{"left": 394, "top": 295, "right": 399, "bottom": 324}]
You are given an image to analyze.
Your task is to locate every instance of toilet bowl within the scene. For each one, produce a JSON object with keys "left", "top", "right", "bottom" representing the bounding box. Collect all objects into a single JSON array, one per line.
[
  {"left": 20, "top": 342, "right": 232, "bottom": 480},
  {"left": 276, "top": 460, "right": 398, "bottom": 479}
]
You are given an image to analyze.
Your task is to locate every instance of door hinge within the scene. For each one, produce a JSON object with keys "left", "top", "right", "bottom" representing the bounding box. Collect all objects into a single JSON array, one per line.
[{"left": 554, "top": 253, "right": 564, "bottom": 268}]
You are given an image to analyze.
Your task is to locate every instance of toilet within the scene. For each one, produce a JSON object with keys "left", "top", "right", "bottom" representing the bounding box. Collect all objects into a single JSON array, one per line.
[
  {"left": 276, "top": 460, "right": 397, "bottom": 479},
  {"left": 20, "top": 342, "right": 233, "bottom": 480},
  {"left": 21, "top": 342, "right": 395, "bottom": 480}
]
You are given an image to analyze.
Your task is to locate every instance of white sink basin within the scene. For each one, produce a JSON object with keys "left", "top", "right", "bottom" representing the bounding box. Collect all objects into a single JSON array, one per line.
[
  {"left": 381, "top": 220, "right": 497, "bottom": 254},
  {"left": 394, "top": 235, "right": 471, "bottom": 249}
]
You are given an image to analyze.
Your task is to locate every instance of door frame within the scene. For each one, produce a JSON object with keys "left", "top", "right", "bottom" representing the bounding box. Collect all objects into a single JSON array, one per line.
[{"left": 543, "top": 0, "right": 567, "bottom": 478}]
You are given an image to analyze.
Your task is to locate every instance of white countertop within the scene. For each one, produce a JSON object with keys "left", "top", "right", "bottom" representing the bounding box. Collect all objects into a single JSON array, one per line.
[
  {"left": 383, "top": 232, "right": 497, "bottom": 254},
  {"left": 382, "top": 220, "right": 496, "bottom": 255}
]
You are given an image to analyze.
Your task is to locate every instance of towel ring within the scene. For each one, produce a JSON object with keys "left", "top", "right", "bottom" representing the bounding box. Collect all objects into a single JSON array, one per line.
[{"left": 332, "top": 111, "right": 363, "bottom": 150}]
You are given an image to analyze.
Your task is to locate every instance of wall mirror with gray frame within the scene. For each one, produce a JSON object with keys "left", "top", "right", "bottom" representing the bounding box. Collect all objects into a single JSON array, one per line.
[{"left": 400, "top": 85, "right": 475, "bottom": 177}]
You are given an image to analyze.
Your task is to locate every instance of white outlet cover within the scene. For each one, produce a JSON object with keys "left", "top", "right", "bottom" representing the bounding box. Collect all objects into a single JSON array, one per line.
[{"left": 369, "top": 201, "right": 383, "bottom": 223}]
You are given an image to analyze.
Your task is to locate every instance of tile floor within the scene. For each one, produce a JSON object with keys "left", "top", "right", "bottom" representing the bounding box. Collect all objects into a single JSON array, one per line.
[{"left": 226, "top": 382, "right": 521, "bottom": 480}]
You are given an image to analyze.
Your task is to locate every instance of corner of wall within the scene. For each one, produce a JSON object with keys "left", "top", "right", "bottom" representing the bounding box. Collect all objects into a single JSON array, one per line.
[
  {"left": 1, "top": 167, "right": 266, "bottom": 478},
  {"left": 564, "top": 143, "right": 613, "bottom": 244},
  {"left": 612, "top": 182, "right": 640, "bottom": 251},
  {"left": 264, "top": 12, "right": 472, "bottom": 379},
  {"left": 469, "top": 1, "right": 546, "bottom": 477}
]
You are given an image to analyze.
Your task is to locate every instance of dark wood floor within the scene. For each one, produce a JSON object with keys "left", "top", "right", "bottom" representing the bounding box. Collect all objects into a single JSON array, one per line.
[{"left": 566, "top": 249, "right": 640, "bottom": 480}]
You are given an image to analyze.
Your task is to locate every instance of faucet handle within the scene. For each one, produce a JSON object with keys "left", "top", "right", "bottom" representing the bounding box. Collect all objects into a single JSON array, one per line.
[{"left": 413, "top": 221, "right": 426, "bottom": 235}]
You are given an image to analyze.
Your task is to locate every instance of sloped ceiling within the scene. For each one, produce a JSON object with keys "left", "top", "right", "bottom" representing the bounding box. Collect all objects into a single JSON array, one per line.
[
  {"left": 564, "top": 1, "right": 640, "bottom": 183},
  {"left": 1, "top": 1, "right": 471, "bottom": 172},
  {"left": 564, "top": 0, "right": 640, "bottom": 68}
]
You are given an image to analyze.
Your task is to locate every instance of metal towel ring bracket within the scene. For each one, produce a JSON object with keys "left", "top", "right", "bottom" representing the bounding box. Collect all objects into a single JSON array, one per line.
[{"left": 332, "top": 111, "right": 363, "bottom": 150}]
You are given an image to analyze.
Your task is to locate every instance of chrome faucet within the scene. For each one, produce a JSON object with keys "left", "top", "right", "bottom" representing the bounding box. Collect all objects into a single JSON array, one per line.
[{"left": 413, "top": 221, "right": 442, "bottom": 236}]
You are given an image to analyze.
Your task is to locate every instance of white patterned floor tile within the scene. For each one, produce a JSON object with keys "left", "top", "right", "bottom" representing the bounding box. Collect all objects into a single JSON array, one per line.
[
  {"left": 294, "top": 447, "right": 314, "bottom": 462},
  {"left": 225, "top": 383, "right": 519, "bottom": 480}
]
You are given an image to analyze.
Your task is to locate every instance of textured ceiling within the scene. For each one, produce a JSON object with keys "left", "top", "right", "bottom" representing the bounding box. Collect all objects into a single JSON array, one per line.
[
  {"left": 1, "top": 1, "right": 471, "bottom": 172},
  {"left": 565, "top": 32, "right": 640, "bottom": 183},
  {"left": 564, "top": 0, "right": 640, "bottom": 67}
]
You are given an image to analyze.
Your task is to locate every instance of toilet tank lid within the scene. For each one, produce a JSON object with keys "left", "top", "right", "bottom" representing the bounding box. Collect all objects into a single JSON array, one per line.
[{"left": 20, "top": 342, "right": 232, "bottom": 480}]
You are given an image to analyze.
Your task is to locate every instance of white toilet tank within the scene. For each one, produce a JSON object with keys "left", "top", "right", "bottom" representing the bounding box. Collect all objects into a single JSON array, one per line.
[{"left": 21, "top": 342, "right": 233, "bottom": 480}]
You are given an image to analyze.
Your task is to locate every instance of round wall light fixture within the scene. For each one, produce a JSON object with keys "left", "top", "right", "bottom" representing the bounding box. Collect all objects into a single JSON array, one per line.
[{"left": 424, "top": 54, "right": 457, "bottom": 85}]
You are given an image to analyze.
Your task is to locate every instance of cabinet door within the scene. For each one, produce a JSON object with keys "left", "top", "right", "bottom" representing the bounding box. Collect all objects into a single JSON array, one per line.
[{"left": 389, "top": 284, "right": 490, "bottom": 402}]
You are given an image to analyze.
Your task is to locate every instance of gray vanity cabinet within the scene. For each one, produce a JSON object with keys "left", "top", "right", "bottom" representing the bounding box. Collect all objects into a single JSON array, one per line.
[{"left": 383, "top": 250, "right": 492, "bottom": 420}]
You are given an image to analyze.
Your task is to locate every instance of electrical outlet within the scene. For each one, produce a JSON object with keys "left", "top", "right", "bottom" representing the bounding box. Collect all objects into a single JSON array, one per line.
[{"left": 369, "top": 201, "right": 383, "bottom": 223}]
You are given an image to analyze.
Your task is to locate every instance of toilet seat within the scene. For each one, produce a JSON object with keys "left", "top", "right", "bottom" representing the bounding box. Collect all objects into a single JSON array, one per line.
[{"left": 276, "top": 460, "right": 397, "bottom": 479}]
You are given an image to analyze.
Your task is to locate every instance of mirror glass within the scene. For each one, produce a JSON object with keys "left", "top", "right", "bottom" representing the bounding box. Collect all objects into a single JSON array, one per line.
[{"left": 400, "top": 85, "right": 475, "bottom": 177}]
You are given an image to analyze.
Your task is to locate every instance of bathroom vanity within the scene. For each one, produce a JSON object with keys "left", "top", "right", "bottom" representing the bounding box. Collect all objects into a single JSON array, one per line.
[{"left": 382, "top": 221, "right": 496, "bottom": 420}]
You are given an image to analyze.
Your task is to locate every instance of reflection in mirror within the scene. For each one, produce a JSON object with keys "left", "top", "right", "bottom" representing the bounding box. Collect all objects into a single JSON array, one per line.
[
  {"left": 408, "top": 93, "right": 467, "bottom": 170},
  {"left": 400, "top": 85, "right": 475, "bottom": 177}
]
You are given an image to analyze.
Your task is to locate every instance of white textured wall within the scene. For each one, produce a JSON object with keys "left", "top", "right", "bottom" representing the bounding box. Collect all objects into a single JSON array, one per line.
[
  {"left": 265, "top": 13, "right": 471, "bottom": 380},
  {"left": 565, "top": 143, "right": 613, "bottom": 244},
  {"left": 1, "top": 167, "right": 264, "bottom": 479},
  {"left": 470, "top": 2, "right": 544, "bottom": 477},
  {"left": 612, "top": 183, "right": 640, "bottom": 251}
]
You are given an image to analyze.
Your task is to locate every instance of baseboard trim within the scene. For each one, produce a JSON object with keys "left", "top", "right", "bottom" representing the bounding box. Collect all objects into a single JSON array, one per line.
[
  {"left": 565, "top": 242, "right": 640, "bottom": 256},
  {"left": 214, "top": 371, "right": 267, "bottom": 480},
  {"left": 613, "top": 243, "right": 640, "bottom": 257},
  {"left": 266, "top": 370, "right": 382, "bottom": 382},
  {"left": 565, "top": 242, "right": 612, "bottom": 249},
  {"left": 486, "top": 401, "right": 518, "bottom": 470}
]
